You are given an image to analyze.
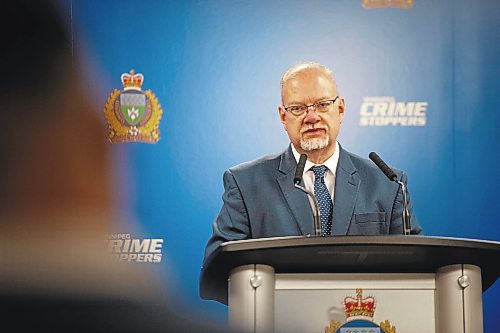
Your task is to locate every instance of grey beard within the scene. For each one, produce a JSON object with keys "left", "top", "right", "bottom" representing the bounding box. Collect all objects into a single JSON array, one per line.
[{"left": 300, "top": 136, "right": 329, "bottom": 151}]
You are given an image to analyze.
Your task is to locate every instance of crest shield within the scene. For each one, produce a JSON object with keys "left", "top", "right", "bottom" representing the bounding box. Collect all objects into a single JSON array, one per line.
[{"left": 120, "top": 93, "right": 146, "bottom": 125}]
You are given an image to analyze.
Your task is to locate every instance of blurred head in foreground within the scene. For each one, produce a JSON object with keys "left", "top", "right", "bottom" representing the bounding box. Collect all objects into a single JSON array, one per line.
[
  {"left": 0, "top": 0, "right": 117, "bottom": 291},
  {"left": 0, "top": 1, "right": 233, "bottom": 331}
]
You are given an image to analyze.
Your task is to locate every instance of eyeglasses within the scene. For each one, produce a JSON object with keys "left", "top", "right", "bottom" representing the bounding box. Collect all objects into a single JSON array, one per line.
[{"left": 283, "top": 96, "right": 339, "bottom": 117}]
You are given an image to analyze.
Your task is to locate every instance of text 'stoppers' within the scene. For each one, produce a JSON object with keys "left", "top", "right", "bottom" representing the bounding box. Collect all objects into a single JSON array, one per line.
[{"left": 104, "top": 70, "right": 163, "bottom": 143}]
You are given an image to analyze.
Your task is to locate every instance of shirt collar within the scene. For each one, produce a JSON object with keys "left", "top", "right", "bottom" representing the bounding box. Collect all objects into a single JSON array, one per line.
[{"left": 291, "top": 141, "right": 340, "bottom": 175}]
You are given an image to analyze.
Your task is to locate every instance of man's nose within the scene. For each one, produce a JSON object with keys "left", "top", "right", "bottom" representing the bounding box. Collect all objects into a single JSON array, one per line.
[{"left": 303, "top": 106, "right": 321, "bottom": 123}]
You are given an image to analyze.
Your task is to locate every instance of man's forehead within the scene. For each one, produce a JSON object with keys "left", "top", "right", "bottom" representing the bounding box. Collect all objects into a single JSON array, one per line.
[
  {"left": 282, "top": 72, "right": 337, "bottom": 102},
  {"left": 286, "top": 72, "right": 332, "bottom": 86}
]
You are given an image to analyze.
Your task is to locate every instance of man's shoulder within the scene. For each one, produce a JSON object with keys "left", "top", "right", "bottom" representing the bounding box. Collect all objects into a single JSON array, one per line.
[
  {"left": 228, "top": 150, "right": 285, "bottom": 174},
  {"left": 341, "top": 147, "right": 404, "bottom": 178}
]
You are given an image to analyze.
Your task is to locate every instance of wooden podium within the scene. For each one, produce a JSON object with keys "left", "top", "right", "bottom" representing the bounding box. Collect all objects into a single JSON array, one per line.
[{"left": 200, "top": 235, "right": 499, "bottom": 333}]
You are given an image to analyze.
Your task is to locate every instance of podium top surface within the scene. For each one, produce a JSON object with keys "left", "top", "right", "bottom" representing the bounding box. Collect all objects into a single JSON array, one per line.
[{"left": 200, "top": 235, "right": 500, "bottom": 304}]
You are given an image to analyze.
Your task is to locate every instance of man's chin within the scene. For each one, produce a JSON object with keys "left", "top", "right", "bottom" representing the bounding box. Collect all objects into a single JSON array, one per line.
[{"left": 300, "top": 137, "right": 329, "bottom": 151}]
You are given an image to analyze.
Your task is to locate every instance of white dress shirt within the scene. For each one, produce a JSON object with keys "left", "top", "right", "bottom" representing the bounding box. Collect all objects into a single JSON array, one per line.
[{"left": 291, "top": 142, "right": 340, "bottom": 215}]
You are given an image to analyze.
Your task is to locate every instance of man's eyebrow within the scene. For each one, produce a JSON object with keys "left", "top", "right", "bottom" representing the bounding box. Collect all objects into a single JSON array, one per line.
[
  {"left": 285, "top": 101, "right": 303, "bottom": 106},
  {"left": 286, "top": 97, "right": 331, "bottom": 105}
]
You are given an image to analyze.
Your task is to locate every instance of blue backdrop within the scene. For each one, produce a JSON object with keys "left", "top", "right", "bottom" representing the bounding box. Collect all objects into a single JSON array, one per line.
[{"left": 70, "top": 0, "right": 499, "bottom": 330}]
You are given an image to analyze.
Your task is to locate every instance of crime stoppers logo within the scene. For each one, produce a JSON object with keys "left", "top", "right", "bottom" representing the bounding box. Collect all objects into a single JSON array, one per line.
[
  {"left": 360, "top": 96, "right": 427, "bottom": 126},
  {"left": 107, "top": 233, "right": 163, "bottom": 263}
]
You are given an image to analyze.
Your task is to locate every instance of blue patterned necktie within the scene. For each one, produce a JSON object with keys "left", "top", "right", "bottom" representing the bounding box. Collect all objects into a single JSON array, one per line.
[{"left": 311, "top": 165, "right": 333, "bottom": 235}]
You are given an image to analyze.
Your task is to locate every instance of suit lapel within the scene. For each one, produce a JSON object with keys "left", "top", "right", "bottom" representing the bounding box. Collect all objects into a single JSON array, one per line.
[
  {"left": 332, "top": 147, "right": 360, "bottom": 235},
  {"left": 276, "top": 146, "right": 315, "bottom": 235}
]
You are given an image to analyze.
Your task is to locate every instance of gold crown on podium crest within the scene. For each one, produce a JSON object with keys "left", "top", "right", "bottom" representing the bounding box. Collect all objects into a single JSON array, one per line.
[
  {"left": 343, "top": 288, "right": 376, "bottom": 320},
  {"left": 324, "top": 289, "right": 396, "bottom": 333},
  {"left": 103, "top": 69, "right": 163, "bottom": 144}
]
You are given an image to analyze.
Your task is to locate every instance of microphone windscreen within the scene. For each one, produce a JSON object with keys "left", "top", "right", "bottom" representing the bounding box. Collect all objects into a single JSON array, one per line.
[
  {"left": 294, "top": 154, "right": 308, "bottom": 184},
  {"left": 369, "top": 152, "right": 397, "bottom": 181}
]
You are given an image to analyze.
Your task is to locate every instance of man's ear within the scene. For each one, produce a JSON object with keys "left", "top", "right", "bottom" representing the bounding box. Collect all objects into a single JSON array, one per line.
[
  {"left": 338, "top": 98, "right": 345, "bottom": 122},
  {"left": 278, "top": 105, "right": 287, "bottom": 127}
]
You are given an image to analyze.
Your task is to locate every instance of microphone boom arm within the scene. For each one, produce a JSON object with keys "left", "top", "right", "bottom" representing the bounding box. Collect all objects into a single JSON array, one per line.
[
  {"left": 369, "top": 152, "right": 412, "bottom": 236},
  {"left": 294, "top": 183, "right": 322, "bottom": 236},
  {"left": 397, "top": 180, "right": 411, "bottom": 236}
]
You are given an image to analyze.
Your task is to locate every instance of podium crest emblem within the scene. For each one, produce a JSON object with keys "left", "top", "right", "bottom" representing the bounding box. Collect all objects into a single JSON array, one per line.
[
  {"left": 103, "top": 69, "right": 163, "bottom": 143},
  {"left": 325, "top": 289, "right": 396, "bottom": 333}
]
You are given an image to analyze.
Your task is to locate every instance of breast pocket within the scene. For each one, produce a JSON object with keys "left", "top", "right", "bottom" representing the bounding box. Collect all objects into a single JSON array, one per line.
[
  {"left": 353, "top": 212, "right": 388, "bottom": 235},
  {"left": 354, "top": 212, "right": 386, "bottom": 223}
]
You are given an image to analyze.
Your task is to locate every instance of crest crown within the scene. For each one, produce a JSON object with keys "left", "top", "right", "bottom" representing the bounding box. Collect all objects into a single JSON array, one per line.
[
  {"left": 343, "top": 288, "right": 376, "bottom": 321},
  {"left": 121, "top": 69, "right": 144, "bottom": 91}
]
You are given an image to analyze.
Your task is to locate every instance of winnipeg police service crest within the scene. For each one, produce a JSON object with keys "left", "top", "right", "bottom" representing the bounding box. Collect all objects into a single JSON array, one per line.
[
  {"left": 325, "top": 289, "right": 397, "bottom": 333},
  {"left": 104, "top": 70, "right": 163, "bottom": 143}
]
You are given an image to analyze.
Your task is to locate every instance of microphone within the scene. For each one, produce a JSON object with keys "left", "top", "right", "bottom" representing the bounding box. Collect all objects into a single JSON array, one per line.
[
  {"left": 294, "top": 154, "right": 307, "bottom": 185},
  {"left": 293, "top": 154, "right": 322, "bottom": 236},
  {"left": 369, "top": 152, "right": 411, "bottom": 236},
  {"left": 369, "top": 152, "right": 397, "bottom": 181}
]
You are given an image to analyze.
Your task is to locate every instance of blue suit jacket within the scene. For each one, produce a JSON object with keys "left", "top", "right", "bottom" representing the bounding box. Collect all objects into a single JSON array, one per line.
[{"left": 203, "top": 145, "right": 422, "bottom": 261}]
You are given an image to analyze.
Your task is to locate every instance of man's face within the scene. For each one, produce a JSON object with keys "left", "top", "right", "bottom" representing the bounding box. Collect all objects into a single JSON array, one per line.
[{"left": 278, "top": 70, "right": 345, "bottom": 156}]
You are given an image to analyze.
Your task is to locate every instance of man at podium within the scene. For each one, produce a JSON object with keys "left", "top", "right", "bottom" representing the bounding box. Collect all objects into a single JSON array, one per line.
[{"left": 204, "top": 62, "right": 422, "bottom": 261}]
